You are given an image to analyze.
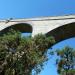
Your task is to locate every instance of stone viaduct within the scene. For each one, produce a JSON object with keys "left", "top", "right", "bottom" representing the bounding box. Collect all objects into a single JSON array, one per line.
[{"left": 0, "top": 15, "right": 75, "bottom": 43}]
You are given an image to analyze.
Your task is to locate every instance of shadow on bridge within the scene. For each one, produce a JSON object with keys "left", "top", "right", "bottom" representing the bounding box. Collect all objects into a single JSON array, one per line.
[
  {"left": 46, "top": 22, "right": 75, "bottom": 44},
  {"left": 0, "top": 23, "right": 33, "bottom": 35}
]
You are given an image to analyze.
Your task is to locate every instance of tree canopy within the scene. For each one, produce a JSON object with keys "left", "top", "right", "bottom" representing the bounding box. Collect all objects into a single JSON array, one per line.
[
  {"left": 0, "top": 29, "right": 55, "bottom": 75},
  {"left": 56, "top": 46, "right": 75, "bottom": 75}
]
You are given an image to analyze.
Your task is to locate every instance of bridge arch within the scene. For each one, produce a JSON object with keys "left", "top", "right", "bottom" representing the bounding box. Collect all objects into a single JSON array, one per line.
[
  {"left": 46, "top": 22, "right": 75, "bottom": 43},
  {"left": 0, "top": 23, "right": 33, "bottom": 35}
]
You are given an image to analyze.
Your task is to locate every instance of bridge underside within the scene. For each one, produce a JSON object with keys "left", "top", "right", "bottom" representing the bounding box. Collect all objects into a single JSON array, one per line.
[
  {"left": 0, "top": 23, "right": 32, "bottom": 35},
  {"left": 46, "top": 22, "right": 75, "bottom": 43}
]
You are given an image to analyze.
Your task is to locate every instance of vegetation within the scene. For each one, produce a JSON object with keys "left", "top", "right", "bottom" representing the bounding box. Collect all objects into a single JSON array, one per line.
[
  {"left": 0, "top": 29, "right": 55, "bottom": 75},
  {"left": 56, "top": 46, "right": 75, "bottom": 75}
]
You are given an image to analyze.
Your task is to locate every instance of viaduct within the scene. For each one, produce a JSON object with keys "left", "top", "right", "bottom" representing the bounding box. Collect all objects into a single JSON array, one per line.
[{"left": 0, "top": 15, "right": 75, "bottom": 43}]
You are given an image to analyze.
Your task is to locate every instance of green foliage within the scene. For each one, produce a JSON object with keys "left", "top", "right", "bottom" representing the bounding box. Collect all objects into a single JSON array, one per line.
[
  {"left": 0, "top": 29, "right": 55, "bottom": 75},
  {"left": 56, "top": 46, "right": 75, "bottom": 75}
]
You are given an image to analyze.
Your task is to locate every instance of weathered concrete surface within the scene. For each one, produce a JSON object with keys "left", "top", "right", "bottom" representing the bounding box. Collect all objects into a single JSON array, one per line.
[{"left": 0, "top": 15, "right": 75, "bottom": 42}]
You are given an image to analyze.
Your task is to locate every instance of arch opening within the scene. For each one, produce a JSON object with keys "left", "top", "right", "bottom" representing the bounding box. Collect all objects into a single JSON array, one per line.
[
  {"left": 0, "top": 23, "right": 33, "bottom": 36},
  {"left": 46, "top": 22, "right": 75, "bottom": 44}
]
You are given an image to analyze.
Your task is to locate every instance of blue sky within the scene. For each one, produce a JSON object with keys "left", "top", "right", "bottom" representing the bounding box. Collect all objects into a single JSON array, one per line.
[
  {"left": 0, "top": 0, "right": 75, "bottom": 19},
  {"left": 0, "top": 0, "right": 75, "bottom": 75}
]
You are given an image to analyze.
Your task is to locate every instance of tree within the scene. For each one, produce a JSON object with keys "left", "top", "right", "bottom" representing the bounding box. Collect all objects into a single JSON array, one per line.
[
  {"left": 0, "top": 29, "right": 55, "bottom": 75},
  {"left": 56, "top": 46, "right": 75, "bottom": 75}
]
